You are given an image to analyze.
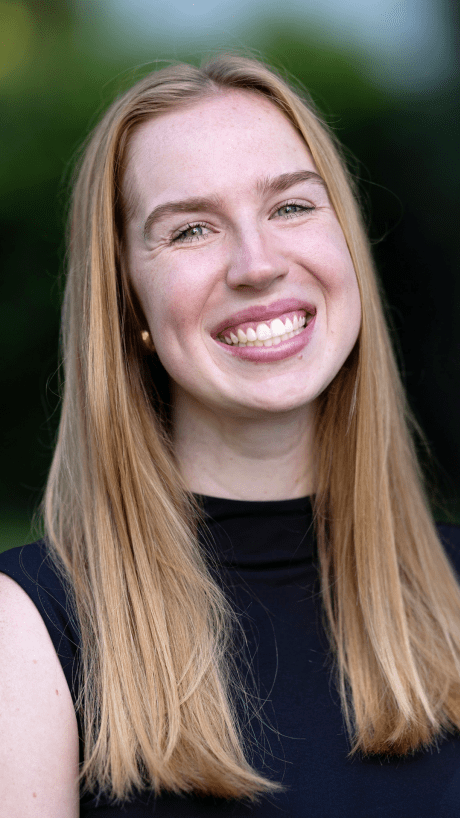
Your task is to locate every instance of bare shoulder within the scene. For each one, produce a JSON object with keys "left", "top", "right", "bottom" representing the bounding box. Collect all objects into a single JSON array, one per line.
[{"left": 0, "top": 572, "right": 79, "bottom": 818}]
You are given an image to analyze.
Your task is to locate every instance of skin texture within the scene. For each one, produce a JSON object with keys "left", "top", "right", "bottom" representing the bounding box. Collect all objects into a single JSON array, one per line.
[
  {"left": 0, "top": 573, "right": 79, "bottom": 817},
  {"left": 124, "top": 90, "right": 362, "bottom": 500}
]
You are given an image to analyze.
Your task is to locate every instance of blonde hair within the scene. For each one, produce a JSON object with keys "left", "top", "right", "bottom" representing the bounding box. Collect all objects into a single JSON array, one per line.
[{"left": 44, "top": 53, "right": 460, "bottom": 803}]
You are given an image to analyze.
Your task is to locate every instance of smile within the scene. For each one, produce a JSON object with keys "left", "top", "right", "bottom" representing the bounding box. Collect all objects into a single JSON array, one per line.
[
  {"left": 217, "top": 310, "right": 313, "bottom": 347},
  {"left": 214, "top": 312, "right": 317, "bottom": 363}
]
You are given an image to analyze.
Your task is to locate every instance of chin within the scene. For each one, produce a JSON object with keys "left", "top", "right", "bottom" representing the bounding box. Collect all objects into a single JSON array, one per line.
[{"left": 231, "top": 392, "right": 317, "bottom": 416}]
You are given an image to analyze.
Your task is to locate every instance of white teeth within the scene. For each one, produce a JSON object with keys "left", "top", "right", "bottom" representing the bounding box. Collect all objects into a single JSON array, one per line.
[
  {"left": 219, "top": 311, "right": 313, "bottom": 346},
  {"left": 270, "top": 317, "right": 286, "bottom": 337},
  {"left": 220, "top": 325, "right": 306, "bottom": 347},
  {"left": 256, "top": 323, "right": 271, "bottom": 341}
]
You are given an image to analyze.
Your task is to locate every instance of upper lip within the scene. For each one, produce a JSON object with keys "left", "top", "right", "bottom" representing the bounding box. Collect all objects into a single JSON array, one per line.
[{"left": 211, "top": 298, "right": 317, "bottom": 338}]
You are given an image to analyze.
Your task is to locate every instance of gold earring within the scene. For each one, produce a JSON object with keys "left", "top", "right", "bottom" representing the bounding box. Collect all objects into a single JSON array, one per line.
[{"left": 141, "top": 330, "right": 155, "bottom": 353}]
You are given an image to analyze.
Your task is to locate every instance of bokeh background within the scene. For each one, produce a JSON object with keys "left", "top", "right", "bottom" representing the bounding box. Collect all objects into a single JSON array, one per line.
[{"left": 1, "top": 0, "right": 459, "bottom": 552}]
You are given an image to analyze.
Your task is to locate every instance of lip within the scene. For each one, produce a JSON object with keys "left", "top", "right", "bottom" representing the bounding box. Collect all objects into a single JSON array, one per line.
[
  {"left": 214, "top": 313, "right": 316, "bottom": 362},
  {"left": 210, "top": 298, "right": 316, "bottom": 339}
]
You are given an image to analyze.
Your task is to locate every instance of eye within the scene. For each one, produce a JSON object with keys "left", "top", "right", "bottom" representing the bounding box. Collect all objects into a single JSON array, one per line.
[
  {"left": 171, "top": 223, "right": 211, "bottom": 244},
  {"left": 273, "top": 202, "right": 315, "bottom": 219}
]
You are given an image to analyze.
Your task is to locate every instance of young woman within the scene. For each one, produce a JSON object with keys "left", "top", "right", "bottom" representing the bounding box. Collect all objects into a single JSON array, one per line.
[{"left": 1, "top": 53, "right": 460, "bottom": 817}]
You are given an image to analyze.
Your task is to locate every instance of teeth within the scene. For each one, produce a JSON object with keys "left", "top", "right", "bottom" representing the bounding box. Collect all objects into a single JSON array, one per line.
[
  {"left": 256, "top": 323, "right": 271, "bottom": 341},
  {"left": 270, "top": 317, "right": 287, "bottom": 337},
  {"left": 219, "top": 311, "right": 313, "bottom": 346},
  {"left": 222, "top": 327, "right": 307, "bottom": 347}
]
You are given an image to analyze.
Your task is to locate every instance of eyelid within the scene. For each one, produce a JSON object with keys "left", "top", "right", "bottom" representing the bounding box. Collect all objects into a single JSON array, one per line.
[
  {"left": 170, "top": 198, "right": 314, "bottom": 242},
  {"left": 270, "top": 199, "right": 315, "bottom": 218},
  {"left": 171, "top": 221, "right": 212, "bottom": 243}
]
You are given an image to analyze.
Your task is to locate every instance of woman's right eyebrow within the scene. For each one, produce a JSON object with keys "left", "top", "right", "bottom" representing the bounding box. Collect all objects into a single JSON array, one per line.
[
  {"left": 143, "top": 195, "right": 223, "bottom": 241},
  {"left": 142, "top": 170, "right": 327, "bottom": 241}
]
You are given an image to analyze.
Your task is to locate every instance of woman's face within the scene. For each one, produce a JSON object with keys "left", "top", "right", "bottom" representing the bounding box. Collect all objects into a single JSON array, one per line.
[{"left": 123, "top": 90, "right": 361, "bottom": 419}]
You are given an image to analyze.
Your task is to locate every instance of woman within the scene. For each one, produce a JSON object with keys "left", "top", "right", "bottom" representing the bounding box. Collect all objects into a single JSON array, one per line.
[{"left": 1, "top": 53, "right": 460, "bottom": 817}]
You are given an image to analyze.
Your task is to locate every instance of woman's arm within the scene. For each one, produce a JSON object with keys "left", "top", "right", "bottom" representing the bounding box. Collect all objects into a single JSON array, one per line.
[{"left": 0, "top": 572, "right": 79, "bottom": 818}]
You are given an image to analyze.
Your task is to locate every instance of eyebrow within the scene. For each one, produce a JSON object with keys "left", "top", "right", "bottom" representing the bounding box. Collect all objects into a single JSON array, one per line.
[{"left": 142, "top": 170, "right": 327, "bottom": 241}]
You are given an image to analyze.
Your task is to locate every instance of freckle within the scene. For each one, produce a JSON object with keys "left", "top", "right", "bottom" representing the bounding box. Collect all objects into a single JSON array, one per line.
[
  {"left": 32, "top": 792, "right": 37, "bottom": 798},
  {"left": 33, "top": 659, "right": 37, "bottom": 664},
  {"left": 55, "top": 689, "right": 59, "bottom": 695}
]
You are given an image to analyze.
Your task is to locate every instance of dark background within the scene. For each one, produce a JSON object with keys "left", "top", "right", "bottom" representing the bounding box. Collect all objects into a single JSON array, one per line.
[{"left": 1, "top": 0, "right": 459, "bottom": 550}]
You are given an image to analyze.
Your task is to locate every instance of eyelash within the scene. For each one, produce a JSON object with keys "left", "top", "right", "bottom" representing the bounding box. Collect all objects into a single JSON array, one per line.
[
  {"left": 171, "top": 223, "right": 211, "bottom": 244},
  {"left": 275, "top": 201, "right": 315, "bottom": 219},
  {"left": 170, "top": 201, "right": 315, "bottom": 244}
]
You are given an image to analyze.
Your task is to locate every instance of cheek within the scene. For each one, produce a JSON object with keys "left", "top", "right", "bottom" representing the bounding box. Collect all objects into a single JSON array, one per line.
[
  {"left": 332, "top": 270, "right": 362, "bottom": 357},
  {"left": 303, "top": 227, "right": 362, "bottom": 337},
  {"left": 292, "top": 221, "right": 353, "bottom": 289},
  {"left": 148, "top": 253, "right": 220, "bottom": 339},
  {"left": 138, "top": 271, "right": 205, "bottom": 362}
]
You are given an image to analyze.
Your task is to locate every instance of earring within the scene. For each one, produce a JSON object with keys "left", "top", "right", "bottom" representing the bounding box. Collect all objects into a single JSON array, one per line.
[{"left": 141, "top": 330, "right": 155, "bottom": 353}]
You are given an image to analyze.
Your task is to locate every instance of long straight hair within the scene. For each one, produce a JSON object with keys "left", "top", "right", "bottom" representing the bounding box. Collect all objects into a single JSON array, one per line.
[{"left": 44, "top": 53, "right": 460, "bottom": 803}]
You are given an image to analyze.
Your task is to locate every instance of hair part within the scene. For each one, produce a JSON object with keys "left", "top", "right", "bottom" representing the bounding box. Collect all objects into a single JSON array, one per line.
[{"left": 44, "top": 52, "right": 460, "bottom": 803}]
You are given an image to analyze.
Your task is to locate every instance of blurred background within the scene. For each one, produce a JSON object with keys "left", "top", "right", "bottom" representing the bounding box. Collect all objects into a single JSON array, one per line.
[{"left": 1, "top": 0, "right": 459, "bottom": 551}]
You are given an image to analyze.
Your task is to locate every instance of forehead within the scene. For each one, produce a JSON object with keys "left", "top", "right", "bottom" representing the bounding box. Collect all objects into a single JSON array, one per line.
[{"left": 122, "top": 90, "right": 316, "bottom": 217}]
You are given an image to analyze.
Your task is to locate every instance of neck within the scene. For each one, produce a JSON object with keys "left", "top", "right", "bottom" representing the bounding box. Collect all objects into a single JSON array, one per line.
[{"left": 172, "top": 393, "right": 317, "bottom": 502}]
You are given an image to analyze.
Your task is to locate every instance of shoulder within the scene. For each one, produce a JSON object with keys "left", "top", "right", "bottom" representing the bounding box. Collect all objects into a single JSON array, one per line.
[
  {"left": 0, "top": 569, "right": 80, "bottom": 816},
  {"left": 0, "top": 541, "right": 81, "bottom": 705}
]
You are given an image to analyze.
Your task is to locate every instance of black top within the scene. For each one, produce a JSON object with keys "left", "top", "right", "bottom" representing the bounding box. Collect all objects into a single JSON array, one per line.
[{"left": 1, "top": 496, "right": 460, "bottom": 817}]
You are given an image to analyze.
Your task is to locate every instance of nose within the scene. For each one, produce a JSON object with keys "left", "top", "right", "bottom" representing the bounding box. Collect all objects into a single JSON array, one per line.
[{"left": 226, "top": 227, "right": 288, "bottom": 291}]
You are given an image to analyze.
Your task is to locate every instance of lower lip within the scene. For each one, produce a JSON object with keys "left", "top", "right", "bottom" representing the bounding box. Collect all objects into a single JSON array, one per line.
[{"left": 214, "top": 315, "right": 316, "bottom": 362}]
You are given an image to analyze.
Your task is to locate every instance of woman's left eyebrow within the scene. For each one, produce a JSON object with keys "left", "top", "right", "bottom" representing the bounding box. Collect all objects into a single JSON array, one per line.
[
  {"left": 142, "top": 169, "right": 327, "bottom": 241},
  {"left": 256, "top": 170, "right": 327, "bottom": 197}
]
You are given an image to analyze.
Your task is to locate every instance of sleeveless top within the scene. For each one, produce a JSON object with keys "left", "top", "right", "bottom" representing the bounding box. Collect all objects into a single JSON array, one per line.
[{"left": 1, "top": 495, "right": 460, "bottom": 817}]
